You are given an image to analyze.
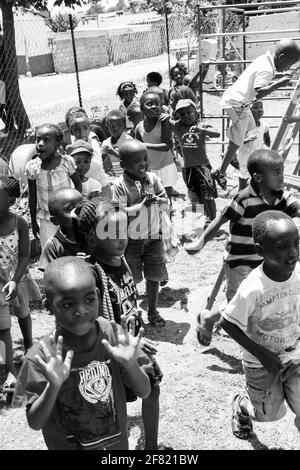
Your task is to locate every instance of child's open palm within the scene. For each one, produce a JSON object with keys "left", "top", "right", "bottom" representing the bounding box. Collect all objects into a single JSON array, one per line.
[
  {"left": 102, "top": 316, "right": 144, "bottom": 368},
  {"left": 35, "top": 335, "right": 74, "bottom": 389}
]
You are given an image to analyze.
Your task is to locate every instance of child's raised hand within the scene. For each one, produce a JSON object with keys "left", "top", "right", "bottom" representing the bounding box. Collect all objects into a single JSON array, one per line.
[
  {"left": 2, "top": 280, "right": 18, "bottom": 301},
  {"left": 140, "top": 337, "right": 158, "bottom": 355},
  {"left": 35, "top": 335, "right": 74, "bottom": 389},
  {"left": 159, "top": 112, "right": 170, "bottom": 123},
  {"left": 102, "top": 316, "right": 144, "bottom": 369}
]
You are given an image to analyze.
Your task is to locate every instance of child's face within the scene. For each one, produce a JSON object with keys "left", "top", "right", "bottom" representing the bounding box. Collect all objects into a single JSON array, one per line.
[
  {"left": 276, "top": 54, "right": 298, "bottom": 72},
  {"left": 122, "top": 149, "right": 149, "bottom": 179},
  {"left": 121, "top": 84, "right": 135, "bottom": 103},
  {"left": 71, "top": 117, "right": 90, "bottom": 141},
  {"left": 172, "top": 67, "right": 185, "bottom": 85},
  {"left": 51, "top": 190, "right": 83, "bottom": 231},
  {"left": 74, "top": 152, "right": 92, "bottom": 178},
  {"left": 49, "top": 271, "right": 99, "bottom": 336},
  {"left": 36, "top": 127, "right": 59, "bottom": 160},
  {"left": 251, "top": 101, "right": 263, "bottom": 123},
  {"left": 259, "top": 162, "right": 284, "bottom": 192},
  {"left": 141, "top": 93, "right": 161, "bottom": 119},
  {"left": 260, "top": 219, "right": 299, "bottom": 280},
  {"left": 107, "top": 117, "right": 126, "bottom": 138},
  {"left": 177, "top": 105, "right": 197, "bottom": 126},
  {"left": 87, "top": 211, "right": 128, "bottom": 260}
]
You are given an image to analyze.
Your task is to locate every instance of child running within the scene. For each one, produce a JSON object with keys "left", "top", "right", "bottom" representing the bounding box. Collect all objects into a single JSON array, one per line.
[
  {"left": 39, "top": 188, "right": 83, "bottom": 271},
  {"left": 0, "top": 176, "right": 41, "bottom": 394},
  {"left": 73, "top": 197, "right": 170, "bottom": 450},
  {"left": 68, "top": 140, "right": 103, "bottom": 199},
  {"left": 101, "top": 110, "right": 132, "bottom": 178},
  {"left": 167, "top": 98, "right": 220, "bottom": 224},
  {"left": 136, "top": 90, "right": 177, "bottom": 204},
  {"left": 13, "top": 256, "right": 150, "bottom": 450},
  {"left": 185, "top": 149, "right": 300, "bottom": 346},
  {"left": 220, "top": 211, "right": 300, "bottom": 439},
  {"left": 26, "top": 123, "right": 82, "bottom": 250},
  {"left": 214, "top": 39, "right": 300, "bottom": 189}
]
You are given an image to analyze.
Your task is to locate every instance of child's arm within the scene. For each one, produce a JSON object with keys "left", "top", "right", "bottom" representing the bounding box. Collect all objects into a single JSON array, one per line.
[
  {"left": 2, "top": 216, "right": 30, "bottom": 301},
  {"left": 70, "top": 171, "right": 82, "bottom": 193},
  {"left": 147, "top": 120, "right": 173, "bottom": 152},
  {"left": 255, "top": 75, "right": 291, "bottom": 100},
  {"left": 264, "top": 129, "right": 271, "bottom": 147},
  {"left": 26, "top": 336, "right": 74, "bottom": 431},
  {"left": 28, "top": 179, "right": 39, "bottom": 240},
  {"left": 184, "top": 214, "right": 228, "bottom": 251},
  {"left": 102, "top": 316, "right": 150, "bottom": 399},
  {"left": 196, "top": 124, "right": 220, "bottom": 138},
  {"left": 219, "top": 317, "right": 284, "bottom": 375}
]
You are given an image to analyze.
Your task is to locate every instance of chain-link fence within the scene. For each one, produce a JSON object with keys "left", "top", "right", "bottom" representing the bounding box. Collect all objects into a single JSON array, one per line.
[{"left": 0, "top": 10, "right": 193, "bottom": 161}]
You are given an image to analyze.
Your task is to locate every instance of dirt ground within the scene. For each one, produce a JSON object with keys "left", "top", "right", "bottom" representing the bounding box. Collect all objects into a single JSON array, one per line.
[{"left": 1, "top": 89, "right": 300, "bottom": 450}]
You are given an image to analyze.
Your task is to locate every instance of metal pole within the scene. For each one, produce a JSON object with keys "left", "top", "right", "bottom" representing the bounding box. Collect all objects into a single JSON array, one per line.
[
  {"left": 201, "top": 28, "right": 300, "bottom": 38},
  {"left": 165, "top": 9, "right": 171, "bottom": 88},
  {"left": 69, "top": 14, "right": 82, "bottom": 107},
  {"left": 198, "top": 1, "right": 300, "bottom": 11},
  {"left": 221, "top": 8, "right": 226, "bottom": 154},
  {"left": 197, "top": 6, "right": 203, "bottom": 118}
]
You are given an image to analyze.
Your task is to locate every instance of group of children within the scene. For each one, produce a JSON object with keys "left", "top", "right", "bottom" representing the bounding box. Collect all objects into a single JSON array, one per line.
[{"left": 1, "top": 38, "right": 300, "bottom": 449}]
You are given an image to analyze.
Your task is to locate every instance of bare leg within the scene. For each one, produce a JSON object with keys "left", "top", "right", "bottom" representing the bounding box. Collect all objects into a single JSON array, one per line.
[
  {"left": 17, "top": 313, "right": 33, "bottom": 353},
  {"left": 0, "top": 329, "right": 17, "bottom": 378},
  {"left": 238, "top": 177, "right": 248, "bottom": 191},
  {"left": 219, "top": 141, "right": 239, "bottom": 175},
  {"left": 142, "top": 385, "right": 160, "bottom": 450},
  {"left": 147, "top": 280, "right": 159, "bottom": 318}
]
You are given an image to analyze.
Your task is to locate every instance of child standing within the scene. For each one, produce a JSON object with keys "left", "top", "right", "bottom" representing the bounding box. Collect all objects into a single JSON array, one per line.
[
  {"left": 73, "top": 197, "right": 170, "bottom": 450},
  {"left": 238, "top": 99, "right": 271, "bottom": 190},
  {"left": 68, "top": 140, "right": 103, "bottom": 199},
  {"left": 39, "top": 188, "right": 83, "bottom": 272},
  {"left": 0, "top": 176, "right": 41, "bottom": 394},
  {"left": 13, "top": 256, "right": 150, "bottom": 450},
  {"left": 101, "top": 110, "right": 132, "bottom": 178},
  {"left": 117, "top": 81, "right": 139, "bottom": 130},
  {"left": 26, "top": 123, "right": 82, "bottom": 250},
  {"left": 146, "top": 72, "right": 169, "bottom": 106},
  {"left": 126, "top": 104, "right": 144, "bottom": 138},
  {"left": 168, "top": 98, "right": 220, "bottom": 224},
  {"left": 220, "top": 211, "right": 300, "bottom": 439},
  {"left": 136, "top": 90, "right": 178, "bottom": 203},
  {"left": 185, "top": 149, "right": 300, "bottom": 346},
  {"left": 215, "top": 39, "right": 300, "bottom": 189}
]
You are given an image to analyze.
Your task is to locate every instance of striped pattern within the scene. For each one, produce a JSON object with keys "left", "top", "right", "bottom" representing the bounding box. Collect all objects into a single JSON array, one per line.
[{"left": 222, "top": 181, "right": 300, "bottom": 268}]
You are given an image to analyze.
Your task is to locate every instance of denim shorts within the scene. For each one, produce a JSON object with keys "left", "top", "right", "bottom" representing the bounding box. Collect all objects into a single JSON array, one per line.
[
  {"left": 244, "top": 362, "right": 300, "bottom": 428},
  {"left": 125, "top": 238, "right": 167, "bottom": 284}
]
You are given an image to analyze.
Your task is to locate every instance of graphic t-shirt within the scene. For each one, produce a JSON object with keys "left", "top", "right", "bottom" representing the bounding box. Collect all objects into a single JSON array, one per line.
[
  {"left": 222, "top": 263, "right": 300, "bottom": 367},
  {"left": 173, "top": 121, "right": 211, "bottom": 167},
  {"left": 13, "top": 318, "right": 129, "bottom": 450}
]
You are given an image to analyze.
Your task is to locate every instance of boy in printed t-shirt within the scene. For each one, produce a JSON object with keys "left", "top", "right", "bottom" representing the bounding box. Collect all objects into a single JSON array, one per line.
[{"left": 220, "top": 211, "right": 300, "bottom": 439}]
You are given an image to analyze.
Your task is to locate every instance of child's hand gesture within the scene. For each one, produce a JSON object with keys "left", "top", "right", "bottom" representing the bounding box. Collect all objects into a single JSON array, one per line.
[
  {"left": 140, "top": 337, "right": 158, "bottom": 355},
  {"left": 159, "top": 112, "right": 170, "bottom": 123},
  {"left": 102, "top": 316, "right": 144, "bottom": 369},
  {"left": 35, "top": 335, "right": 74, "bottom": 389},
  {"left": 2, "top": 280, "right": 18, "bottom": 301}
]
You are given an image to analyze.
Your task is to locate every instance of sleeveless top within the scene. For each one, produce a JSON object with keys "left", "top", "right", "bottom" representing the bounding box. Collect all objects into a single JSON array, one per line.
[{"left": 136, "top": 120, "right": 174, "bottom": 171}]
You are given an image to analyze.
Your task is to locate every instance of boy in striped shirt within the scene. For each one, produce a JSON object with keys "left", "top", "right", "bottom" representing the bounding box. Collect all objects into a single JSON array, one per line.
[{"left": 184, "top": 148, "right": 300, "bottom": 346}]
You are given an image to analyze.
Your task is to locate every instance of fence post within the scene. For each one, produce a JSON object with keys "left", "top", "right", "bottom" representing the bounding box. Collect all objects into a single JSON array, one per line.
[
  {"left": 69, "top": 14, "right": 82, "bottom": 107},
  {"left": 165, "top": 9, "right": 171, "bottom": 87}
]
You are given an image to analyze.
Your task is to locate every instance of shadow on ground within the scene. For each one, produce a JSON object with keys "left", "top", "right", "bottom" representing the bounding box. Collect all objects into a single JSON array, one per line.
[
  {"left": 202, "top": 347, "right": 243, "bottom": 374},
  {"left": 145, "top": 320, "right": 190, "bottom": 344}
]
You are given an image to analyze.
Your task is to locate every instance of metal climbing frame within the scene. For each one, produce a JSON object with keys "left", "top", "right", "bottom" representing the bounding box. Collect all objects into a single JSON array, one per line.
[{"left": 196, "top": 0, "right": 300, "bottom": 155}]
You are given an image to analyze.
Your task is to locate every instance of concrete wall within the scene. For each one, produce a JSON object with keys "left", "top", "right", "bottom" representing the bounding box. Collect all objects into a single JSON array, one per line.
[{"left": 52, "top": 30, "right": 109, "bottom": 73}]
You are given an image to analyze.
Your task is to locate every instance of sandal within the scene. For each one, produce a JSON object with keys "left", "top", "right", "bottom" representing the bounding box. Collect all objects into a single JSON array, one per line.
[
  {"left": 156, "top": 444, "right": 174, "bottom": 451},
  {"left": 1, "top": 372, "right": 17, "bottom": 395},
  {"left": 160, "top": 280, "right": 168, "bottom": 287},
  {"left": 196, "top": 311, "right": 213, "bottom": 346},
  {"left": 212, "top": 169, "right": 227, "bottom": 190},
  {"left": 231, "top": 394, "right": 253, "bottom": 439},
  {"left": 148, "top": 312, "right": 166, "bottom": 327}
]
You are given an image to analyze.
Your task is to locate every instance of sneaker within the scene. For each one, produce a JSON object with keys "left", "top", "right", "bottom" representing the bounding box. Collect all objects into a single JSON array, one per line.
[{"left": 212, "top": 169, "right": 227, "bottom": 190}]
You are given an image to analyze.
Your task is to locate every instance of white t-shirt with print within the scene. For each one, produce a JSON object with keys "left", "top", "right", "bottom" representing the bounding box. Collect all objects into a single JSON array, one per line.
[
  {"left": 222, "top": 263, "right": 300, "bottom": 367},
  {"left": 81, "top": 177, "right": 102, "bottom": 198}
]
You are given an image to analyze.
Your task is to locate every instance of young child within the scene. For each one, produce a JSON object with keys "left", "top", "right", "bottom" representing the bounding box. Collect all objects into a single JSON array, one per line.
[
  {"left": 215, "top": 39, "right": 300, "bottom": 189},
  {"left": 113, "top": 139, "right": 169, "bottom": 327},
  {"left": 136, "top": 90, "right": 178, "bottom": 203},
  {"left": 0, "top": 176, "right": 41, "bottom": 394},
  {"left": 25, "top": 123, "right": 82, "bottom": 250},
  {"left": 146, "top": 72, "right": 169, "bottom": 106},
  {"left": 39, "top": 188, "right": 83, "bottom": 272},
  {"left": 101, "top": 110, "right": 132, "bottom": 178},
  {"left": 73, "top": 197, "right": 170, "bottom": 450},
  {"left": 238, "top": 99, "right": 271, "bottom": 190},
  {"left": 168, "top": 84, "right": 197, "bottom": 114},
  {"left": 67, "top": 110, "right": 110, "bottom": 190},
  {"left": 220, "top": 211, "right": 300, "bottom": 439},
  {"left": 168, "top": 98, "right": 220, "bottom": 224},
  {"left": 117, "top": 81, "right": 139, "bottom": 130},
  {"left": 68, "top": 140, "right": 103, "bottom": 199},
  {"left": 13, "top": 256, "right": 150, "bottom": 450},
  {"left": 126, "top": 103, "right": 144, "bottom": 138},
  {"left": 185, "top": 149, "right": 300, "bottom": 346}
]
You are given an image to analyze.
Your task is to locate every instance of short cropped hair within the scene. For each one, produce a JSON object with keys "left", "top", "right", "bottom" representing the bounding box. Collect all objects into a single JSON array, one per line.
[
  {"left": 38, "top": 123, "right": 63, "bottom": 143},
  {"left": 147, "top": 72, "right": 163, "bottom": 86},
  {"left": 0, "top": 175, "right": 20, "bottom": 198},
  {"left": 253, "top": 210, "right": 293, "bottom": 245},
  {"left": 247, "top": 149, "right": 283, "bottom": 176},
  {"left": 105, "top": 110, "right": 126, "bottom": 125}
]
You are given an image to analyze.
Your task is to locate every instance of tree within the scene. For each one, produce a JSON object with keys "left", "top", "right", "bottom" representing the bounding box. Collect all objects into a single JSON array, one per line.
[
  {"left": 85, "top": 1, "right": 104, "bottom": 16},
  {"left": 0, "top": 0, "right": 87, "bottom": 154},
  {"left": 46, "top": 12, "right": 79, "bottom": 32}
]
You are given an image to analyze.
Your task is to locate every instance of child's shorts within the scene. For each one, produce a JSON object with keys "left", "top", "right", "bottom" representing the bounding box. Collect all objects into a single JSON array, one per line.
[
  {"left": 182, "top": 165, "right": 217, "bottom": 204},
  {"left": 225, "top": 106, "right": 256, "bottom": 147},
  {"left": 125, "top": 238, "right": 167, "bottom": 284},
  {"left": 125, "top": 352, "right": 163, "bottom": 402},
  {"left": 225, "top": 263, "right": 253, "bottom": 302}
]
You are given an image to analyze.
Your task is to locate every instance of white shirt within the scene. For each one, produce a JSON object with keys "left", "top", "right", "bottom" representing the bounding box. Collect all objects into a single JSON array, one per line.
[
  {"left": 220, "top": 51, "right": 275, "bottom": 108},
  {"left": 81, "top": 177, "right": 102, "bottom": 198},
  {"left": 222, "top": 263, "right": 300, "bottom": 367}
]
